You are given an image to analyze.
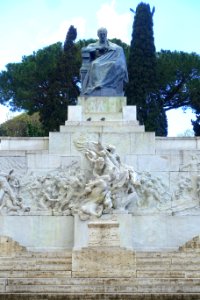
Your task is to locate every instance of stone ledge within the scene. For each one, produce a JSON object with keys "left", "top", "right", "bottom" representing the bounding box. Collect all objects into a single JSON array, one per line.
[{"left": 1, "top": 294, "right": 200, "bottom": 300}]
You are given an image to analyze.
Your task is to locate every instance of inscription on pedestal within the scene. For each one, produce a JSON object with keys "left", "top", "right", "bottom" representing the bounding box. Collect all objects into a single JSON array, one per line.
[{"left": 88, "top": 220, "right": 120, "bottom": 247}]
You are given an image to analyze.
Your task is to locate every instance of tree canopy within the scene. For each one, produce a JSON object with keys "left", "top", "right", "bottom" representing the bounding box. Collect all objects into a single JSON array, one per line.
[
  {"left": 157, "top": 50, "right": 200, "bottom": 136},
  {"left": 0, "top": 33, "right": 130, "bottom": 136},
  {"left": 0, "top": 26, "right": 80, "bottom": 135},
  {"left": 0, "top": 21, "right": 200, "bottom": 137},
  {"left": 0, "top": 112, "right": 44, "bottom": 137},
  {"left": 126, "top": 2, "right": 200, "bottom": 136},
  {"left": 157, "top": 50, "right": 200, "bottom": 111}
]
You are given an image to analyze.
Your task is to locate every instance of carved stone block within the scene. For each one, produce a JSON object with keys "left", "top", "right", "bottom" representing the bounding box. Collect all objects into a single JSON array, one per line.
[{"left": 88, "top": 220, "right": 120, "bottom": 247}]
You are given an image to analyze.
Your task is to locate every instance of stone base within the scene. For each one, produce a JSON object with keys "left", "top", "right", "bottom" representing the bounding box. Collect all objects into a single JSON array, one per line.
[
  {"left": 68, "top": 97, "right": 138, "bottom": 122},
  {"left": 72, "top": 247, "right": 136, "bottom": 278},
  {"left": 1, "top": 235, "right": 200, "bottom": 295},
  {"left": 73, "top": 214, "right": 133, "bottom": 250},
  {"left": 1, "top": 295, "right": 200, "bottom": 300},
  {"left": 72, "top": 218, "right": 135, "bottom": 278}
]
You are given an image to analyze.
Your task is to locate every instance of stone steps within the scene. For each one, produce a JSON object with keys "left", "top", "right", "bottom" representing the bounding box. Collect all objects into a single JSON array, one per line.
[
  {"left": 135, "top": 251, "right": 200, "bottom": 272},
  {"left": 0, "top": 270, "right": 71, "bottom": 278},
  {"left": 136, "top": 251, "right": 200, "bottom": 257},
  {"left": 0, "top": 258, "right": 71, "bottom": 264},
  {"left": 136, "top": 270, "right": 200, "bottom": 279},
  {"left": 1, "top": 295, "right": 200, "bottom": 300},
  {"left": 1, "top": 294, "right": 200, "bottom": 300},
  {"left": 1, "top": 249, "right": 200, "bottom": 295},
  {"left": 0, "top": 264, "right": 70, "bottom": 272},
  {"left": 0, "top": 251, "right": 72, "bottom": 280},
  {"left": 60, "top": 121, "right": 144, "bottom": 133},
  {"left": 3, "top": 278, "right": 200, "bottom": 294},
  {"left": 0, "top": 251, "right": 72, "bottom": 258}
]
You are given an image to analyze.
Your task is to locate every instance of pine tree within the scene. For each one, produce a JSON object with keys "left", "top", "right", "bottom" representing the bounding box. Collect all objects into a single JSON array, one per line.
[
  {"left": 126, "top": 2, "right": 167, "bottom": 135},
  {"left": 0, "top": 26, "right": 81, "bottom": 135}
]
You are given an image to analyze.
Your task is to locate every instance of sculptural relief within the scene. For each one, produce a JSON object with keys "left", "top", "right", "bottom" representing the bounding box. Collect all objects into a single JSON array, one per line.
[
  {"left": 0, "top": 170, "right": 29, "bottom": 214},
  {"left": 75, "top": 139, "right": 140, "bottom": 218},
  {"left": 179, "top": 154, "right": 200, "bottom": 172},
  {"left": 130, "top": 172, "right": 171, "bottom": 214},
  {"left": 171, "top": 174, "right": 199, "bottom": 214},
  {"left": 0, "top": 157, "right": 26, "bottom": 173},
  {"left": 1, "top": 140, "right": 200, "bottom": 218},
  {"left": 196, "top": 175, "right": 200, "bottom": 200}
]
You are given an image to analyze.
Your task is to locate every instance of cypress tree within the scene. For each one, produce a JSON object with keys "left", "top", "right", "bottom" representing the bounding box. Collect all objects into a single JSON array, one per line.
[
  {"left": 61, "top": 25, "right": 80, "bottom": 103},
  {"left": 126, "top": 2, "right": 167, "bottom": 135},
  {"left": 64, "top": 25, "right": 78, "bottom": 51}
]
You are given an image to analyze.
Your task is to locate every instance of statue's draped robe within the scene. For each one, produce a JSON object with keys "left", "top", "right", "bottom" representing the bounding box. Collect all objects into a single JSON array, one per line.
[{"left": 81, "top": 41, "right": 128, "bottom": 96}]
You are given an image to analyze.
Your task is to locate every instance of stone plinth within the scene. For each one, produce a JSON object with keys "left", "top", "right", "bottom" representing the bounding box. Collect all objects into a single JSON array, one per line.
[
  {"left": 72, "top": 219, "right": 136, "bottom": 278},
  {"left": 78, "top": 96, "right": 126, "bottom": 112},
  {"left": 72, "top": 247, "right": 136, "bottom": 278},
  {"left": 73, "top": 214, "right": 134, "bottom": 250},
  {"left": 67, "top": 97, "right": 138, "bottom": 122}
]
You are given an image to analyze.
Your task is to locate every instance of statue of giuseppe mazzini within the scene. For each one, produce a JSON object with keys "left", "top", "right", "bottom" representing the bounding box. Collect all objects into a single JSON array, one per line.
[{"left": 80, "top": 27, "right": 128, "bottom": 96}]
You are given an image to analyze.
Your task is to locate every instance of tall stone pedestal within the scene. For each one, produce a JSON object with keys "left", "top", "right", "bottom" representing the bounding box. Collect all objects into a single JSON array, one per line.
[{"left": 49, "top": 97, "right": 155, "bottom": 165}]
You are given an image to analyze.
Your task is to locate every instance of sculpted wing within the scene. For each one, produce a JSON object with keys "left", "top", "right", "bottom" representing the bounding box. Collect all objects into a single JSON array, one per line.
[{"left": 74, "top": 138, "right": 104, "bottom": 155}]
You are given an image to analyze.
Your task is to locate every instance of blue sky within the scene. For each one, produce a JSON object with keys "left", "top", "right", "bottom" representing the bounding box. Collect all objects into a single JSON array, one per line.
[{"left": 0, "top": 0, "right": 199, "bottom": 135}]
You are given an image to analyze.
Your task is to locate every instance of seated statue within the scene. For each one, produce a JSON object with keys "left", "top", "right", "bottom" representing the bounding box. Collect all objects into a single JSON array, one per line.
[{"left": 80, "top": 27, "right": 128, "bottom": 96}]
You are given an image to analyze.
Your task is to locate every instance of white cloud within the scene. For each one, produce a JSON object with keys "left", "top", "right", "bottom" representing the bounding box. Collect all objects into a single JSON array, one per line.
[
  {"left": 37, "top": 17, "right": 87, "bottom": 47},
  {"left": 167, "top": 108, "right": 195, "bottom": 137},
  {"left": 96, "top": 0, "right": 132, "bottom": 43}
]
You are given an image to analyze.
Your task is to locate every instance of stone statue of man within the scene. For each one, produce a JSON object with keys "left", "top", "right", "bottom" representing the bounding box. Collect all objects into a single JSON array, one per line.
[{"left": 80, "top": 27, "right": 128, "bottom": 96}]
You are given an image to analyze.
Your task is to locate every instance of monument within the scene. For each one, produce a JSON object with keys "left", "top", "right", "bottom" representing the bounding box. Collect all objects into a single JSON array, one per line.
[
  {"left": 80, "top": 27, "right": 128, "bottom": 96},
  {"left": 0, "top": 27, "right": 200, "bottom": 298}
]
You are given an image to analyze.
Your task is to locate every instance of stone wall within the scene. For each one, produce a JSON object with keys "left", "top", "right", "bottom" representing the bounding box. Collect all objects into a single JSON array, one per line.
[{"left": 0, "top": 97, "right": 200, "bottom": 251}]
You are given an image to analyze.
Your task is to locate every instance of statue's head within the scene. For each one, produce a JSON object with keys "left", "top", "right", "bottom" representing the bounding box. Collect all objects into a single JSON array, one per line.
[{"left": 97, "top": 27, "right": 108, "bottom": 43}]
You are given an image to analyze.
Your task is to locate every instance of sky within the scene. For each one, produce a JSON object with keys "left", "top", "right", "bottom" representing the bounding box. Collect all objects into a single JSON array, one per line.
[{"left": 0, "top": 0, "right": 199, "bottom": 136}]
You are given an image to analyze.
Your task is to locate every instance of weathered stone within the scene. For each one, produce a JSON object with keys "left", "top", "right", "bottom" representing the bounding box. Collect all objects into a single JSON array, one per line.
[
  {"left": 0, "top": 236, "right": 26, "bottom": 256},
  {"left": 88, "top": 220, "right": 120, "bottom": 247},
  {"left": 1, "top": 96, "right": 200, "bottom": 298}
]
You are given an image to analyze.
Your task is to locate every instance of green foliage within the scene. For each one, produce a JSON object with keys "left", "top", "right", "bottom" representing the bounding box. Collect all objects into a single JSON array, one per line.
[
  {"left": 0, "top": 26, "right": 81, "bottom": 135},
  {"left": 192, "top": 113, "right": 200, "bottom": 136},
  {"left": 0, "top": 112, "right": 44, "bottom": 137},
  {"left": 127, "top": 2, "right": 157, "bottom": 102},
  {"left": 126, "top": 2, "right": 200, "bottom": 136},
  {"left": 157, "top": 50, "right": 200, "bottom": 110},
  {"left": 76, "top": 39, "right": 97, "bottom": 49},
  {"left": 1, "top": 21, "right": 200, "bottom": 136},
  {"left": 61, "top": 25, "right": 81, "bottom": 100},
  {"left": 64, "top": 25, "right": 77, "bottom": 51},
  {"left": 157, "top": 50, "right": 200, "bottom": 136},
  {"left": 76, "top": 38, "right": 130, "bottom": 60},
  {"left": 126, "top": 2, "right": 167, "bottom": 135}
]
